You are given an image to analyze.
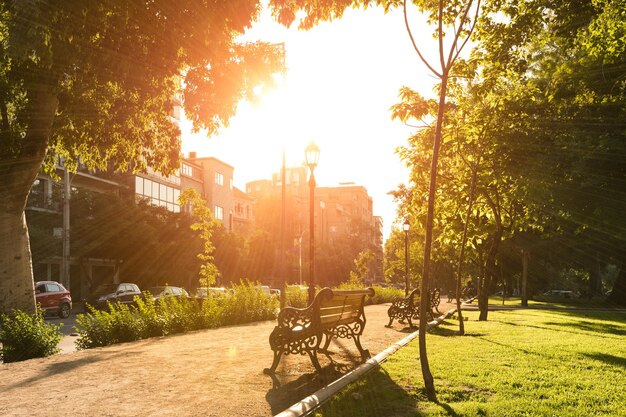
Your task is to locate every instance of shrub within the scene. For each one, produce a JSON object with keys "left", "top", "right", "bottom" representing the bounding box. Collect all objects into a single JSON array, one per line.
[
  {"left": 221, "top": 281, "right": 279, "bottom": 324},
  {"left": 75, "top": 302, "right": 143, "bottom": 349},
  {"left": 134, "top": 296, "right": 167, "bottom": 338},
  {"left": 285, "top": 285, "right": 309, "bottom": 308},
  {"left": 0, "top": 309, "right": 62, "bottom": 363},
  {"left": 335, "top": 282, "right": 404, "bottom": 305}
]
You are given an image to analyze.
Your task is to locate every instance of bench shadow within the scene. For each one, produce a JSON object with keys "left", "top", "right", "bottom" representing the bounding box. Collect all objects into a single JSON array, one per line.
[{"left": 267, "top": 364, "right": 466, "bottom": 416}]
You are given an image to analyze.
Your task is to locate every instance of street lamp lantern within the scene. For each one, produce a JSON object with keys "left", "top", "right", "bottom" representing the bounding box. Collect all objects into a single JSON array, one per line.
[
  {"left": 403, "top": 219, "right": 410, "bottom": 296},
  {"left": 305, "top": 141, "right": 320, "bottom": 303},
  {"left": 305, "top": 142, "right": 320, "bottom": 169}
]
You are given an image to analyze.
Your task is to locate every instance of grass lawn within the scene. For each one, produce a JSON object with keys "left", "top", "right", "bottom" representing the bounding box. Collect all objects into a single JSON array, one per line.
[{"left": 315, "top": 308, "right": 626, "bottom": 417}]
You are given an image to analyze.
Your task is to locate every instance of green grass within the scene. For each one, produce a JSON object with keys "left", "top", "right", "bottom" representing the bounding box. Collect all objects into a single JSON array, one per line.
[{"left": 315, "top": 309, "right": 626, "bottom": 417}]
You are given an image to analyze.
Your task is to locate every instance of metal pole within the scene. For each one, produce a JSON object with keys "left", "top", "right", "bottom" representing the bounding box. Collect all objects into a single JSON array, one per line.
[
  {"left": 404, "top": 229, "right": 409, "bottom": 296},
  {"left": 298, "top": 234, "right": 303, "bottom": 286},
  {"left": 62, "top": 166, "right": 71, "bottom": 290},
  {"left": 280, "top": 149, "right": 286, "bottom": 308},
  {"left": 308, "top": 169, "right": 316, "bottom": 304}
]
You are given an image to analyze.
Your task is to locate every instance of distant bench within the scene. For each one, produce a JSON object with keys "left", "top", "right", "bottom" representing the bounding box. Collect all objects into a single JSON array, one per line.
[
  {"left": 264, "top": 287, "right": 375, "bottom": 374},
  {"left": 386, "top": 288, "right": 441, "bottom": 328}
]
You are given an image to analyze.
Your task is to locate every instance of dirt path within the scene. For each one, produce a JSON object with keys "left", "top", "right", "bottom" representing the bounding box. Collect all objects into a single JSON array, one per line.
[{"left": 1, "top": 302, "right": 457, "bottom": 417}]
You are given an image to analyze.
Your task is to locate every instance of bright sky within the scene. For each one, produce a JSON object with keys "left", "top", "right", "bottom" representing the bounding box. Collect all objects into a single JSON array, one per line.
[{"left": 181, "top": 4, "right": 439, "bottom": 241}]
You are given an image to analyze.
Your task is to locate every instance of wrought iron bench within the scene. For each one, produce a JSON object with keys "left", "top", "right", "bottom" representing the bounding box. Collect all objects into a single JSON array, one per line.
[
  {"left": 386, "top": 287, "right": 441, "bottom": 328},
  {"left": 264, "top": 287, "right": 375, "bottom": 374}
]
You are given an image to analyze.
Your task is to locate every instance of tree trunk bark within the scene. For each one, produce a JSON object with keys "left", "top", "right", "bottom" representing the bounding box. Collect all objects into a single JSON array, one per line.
[
  {"left": 0, "top": 88, "right": 58, "bottom": 314},
  {"left": 607, "top": 261, "right": 626, "bottom": 306},
  {"left": 0, "top": 212, "right": 37, "bottom": 313},
  {"left": 521, "top": 249, "right": 529, "bottom": 307}
]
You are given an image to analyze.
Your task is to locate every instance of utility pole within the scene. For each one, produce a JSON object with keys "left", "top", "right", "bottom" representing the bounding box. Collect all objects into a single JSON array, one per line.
[{"left": 61, "top": 165, "right": 71, "bottom": 290}]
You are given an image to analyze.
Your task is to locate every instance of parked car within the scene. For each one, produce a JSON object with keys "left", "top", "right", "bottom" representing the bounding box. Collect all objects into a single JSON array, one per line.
[
  {"left": 145, "top": 286, "right": 191, "bottom": 301},
  {"left": 86, "top": 283, "right": 142, "bottom": 310},
  {"left": 194, "top": 287, "right": 227, "bottom": 300},
  {"left": 35, "top": 281, "right": 72, "bottom": 318},
  {"left": 270, "top": 288, "right": 281, "bottom": 297},
  {"left": 542, "top": 289, "right": 578, "bottom": 298}
]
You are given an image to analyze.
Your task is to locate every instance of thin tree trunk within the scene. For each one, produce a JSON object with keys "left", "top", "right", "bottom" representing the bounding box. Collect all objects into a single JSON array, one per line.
[
  {"left": 521, "top": 249, "right": 528, "bottom": 307},
  {"left": 454, "top": 166, "right": 479, "bottom": 335},
  {"left": 418, "top": 71, "right": 449, "bottom": 402}
]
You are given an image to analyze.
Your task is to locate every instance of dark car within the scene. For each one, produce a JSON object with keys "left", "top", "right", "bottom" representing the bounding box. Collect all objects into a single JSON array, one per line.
[
  {"left": 145, "top": 286, "right": 191, "bottom": 301},
  {"left": 35, "top": 281, "right": 72, "bottom": 318},
  {"left": 86, "top": 283, "right": 142, "bottom": 310}
]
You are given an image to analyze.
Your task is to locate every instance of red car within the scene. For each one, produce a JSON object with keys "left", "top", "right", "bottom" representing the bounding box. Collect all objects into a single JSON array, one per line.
[{"left": 35, "top": 281, "right": 72, "bottom": 318}]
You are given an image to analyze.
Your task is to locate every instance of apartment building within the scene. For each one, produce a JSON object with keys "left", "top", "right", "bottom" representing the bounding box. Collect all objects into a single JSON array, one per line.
[{"left": 185, "top": 154, "right": 235, "bottom": 230}]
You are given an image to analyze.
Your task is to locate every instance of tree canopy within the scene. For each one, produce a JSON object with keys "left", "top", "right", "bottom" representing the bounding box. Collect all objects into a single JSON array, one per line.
[{"left": 0, "top": 0, "right": 283, "bottom": 313}]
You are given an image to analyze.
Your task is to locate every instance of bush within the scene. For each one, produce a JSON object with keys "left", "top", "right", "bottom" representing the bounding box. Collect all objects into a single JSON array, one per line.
[
  {"left": 221, "top": 281, "right": 279, "bottom": 324},
  {"left": 285, "top": 285, "right": 309, "bottom": 308},
  {"left": 75, "top": 302, "right": 143, "bottom": 349},
  {"left": 0, "top": 309, "right": 62, "bottom": 363},
  {"left": 335, "top": 283, "right": 404, "bottom": 305},
  {"left": 75, "top": 282, "right": 280, "bottom": 349}
]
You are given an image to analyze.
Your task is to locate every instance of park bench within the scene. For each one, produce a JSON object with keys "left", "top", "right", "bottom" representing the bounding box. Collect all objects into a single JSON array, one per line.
[
  {"left": 386, "top": 288, "right": 441, "bottom": 328},
  {"left": 264, "top": 287, "right": 375, "bottom": 374}
]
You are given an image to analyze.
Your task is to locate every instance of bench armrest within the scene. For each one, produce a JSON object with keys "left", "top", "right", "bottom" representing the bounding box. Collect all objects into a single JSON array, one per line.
[{"left": 276, "top": 305, "right": 315, "bottom": 330}]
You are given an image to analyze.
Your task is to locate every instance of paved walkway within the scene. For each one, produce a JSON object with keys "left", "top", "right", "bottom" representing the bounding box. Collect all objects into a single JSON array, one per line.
[{"left": 0, "top": 301, "right": 458, "bottom": 417}]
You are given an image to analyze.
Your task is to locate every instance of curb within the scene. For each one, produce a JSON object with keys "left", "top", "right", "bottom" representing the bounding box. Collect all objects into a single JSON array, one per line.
[{"left": 274, "top": 308, "right": 458, "bottom": 417}]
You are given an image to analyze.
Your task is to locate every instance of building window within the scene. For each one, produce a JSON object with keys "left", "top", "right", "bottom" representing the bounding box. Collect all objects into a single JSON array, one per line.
[
  {"left": 135, "top": 176, "right": 180, "bottom": 212},
  {"left": 182, "top": 163, "right": 193, "bottom": 177},
  {"left": 214, "top": 205, "right": 224, "bottom": 220},
  {"left": 215, "top": 172, "right": 224, "bottom": 186}
]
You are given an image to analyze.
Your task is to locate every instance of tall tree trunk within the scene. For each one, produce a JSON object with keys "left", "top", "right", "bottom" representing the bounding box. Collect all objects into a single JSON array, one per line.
[
  {"left": 607, "top": 260, "right": 626, "bottom": 306},
  {"left": 418, "top": 71, "right": 449, "bottom": 403},
  {"left": 0, "top": 89, "right": 58, "bottom": 314},
  {"left": 454, "top": 164, "right": 479, "bottom": 335},
  {"left": 479, "top": 229, "right": 502, "bottom": 321},
  {"left": 521, "top": 249, "right": 529, "bottom": 307}
]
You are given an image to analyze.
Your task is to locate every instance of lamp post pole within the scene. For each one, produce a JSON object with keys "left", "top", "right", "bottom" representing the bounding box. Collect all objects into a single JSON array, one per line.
[
  {"left": 305, "top": 142, "right": 320, "bottom": 304},
  {"left": 403, "top": 219, "right": 410, "bottom": 296}
]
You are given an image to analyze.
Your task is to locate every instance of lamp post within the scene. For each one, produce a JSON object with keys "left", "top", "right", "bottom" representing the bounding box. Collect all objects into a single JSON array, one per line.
[
  {"left": 403, "top": 219, "right": 410, "bottom": 296},
  {"left": 305, "top": 142, "right": 320, "bottom": 304}
]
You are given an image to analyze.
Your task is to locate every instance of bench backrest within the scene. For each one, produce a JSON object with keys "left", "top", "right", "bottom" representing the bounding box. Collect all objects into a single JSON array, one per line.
[{"left": 315, "top": 288, "right": 374, "bottom": 330}]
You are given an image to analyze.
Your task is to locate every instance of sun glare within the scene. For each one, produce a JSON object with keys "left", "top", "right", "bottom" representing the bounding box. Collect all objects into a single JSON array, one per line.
[{"left": 182, "top": 5, "right": 438, "bottom": 238}]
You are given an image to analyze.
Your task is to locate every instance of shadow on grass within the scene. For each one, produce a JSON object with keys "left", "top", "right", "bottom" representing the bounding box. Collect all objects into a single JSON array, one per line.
[
  {"left": 430, "top": 326, "right": 460, "bottom": 337},
  {"left": 543, "top": 320, "right": 626, "bottom": 336},
  {"left": 267, "top": 361, "right": 471, "bottom": 416},
  {"left": 582, "top": 352, "right": 626, "bottom": 370}
]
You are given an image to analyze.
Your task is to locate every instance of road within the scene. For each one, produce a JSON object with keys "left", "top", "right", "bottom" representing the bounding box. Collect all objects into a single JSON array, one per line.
[{"left": 44, "top": 314, "right": 79, "bottom": 354}]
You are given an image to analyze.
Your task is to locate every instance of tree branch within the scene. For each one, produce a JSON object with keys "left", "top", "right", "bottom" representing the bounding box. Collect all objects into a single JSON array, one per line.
[{"left": 403, "top": 0, "right": 442, "bottom": 78}]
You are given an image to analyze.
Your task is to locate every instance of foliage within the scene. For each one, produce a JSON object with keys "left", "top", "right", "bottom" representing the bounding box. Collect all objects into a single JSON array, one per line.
[
  {"left": 336, "top": 283, "right": 404, "bottom": 305},
  {"left": 0, "top": 0, "right": 284, "bottom": 314},
  {"left": 220, "top": 281, "right": 280, "bottom": 324},
  {"left": 0, "top": 309, "right": 62, "bottom": 362},
  {"left": 348, "top": 250, "right": 375, "bottom": 286},
  {"left": 179, "top": 189, "right": 220, "bottom": 287},
  {"left": 285, "top": 285, "right": 309, "bottom": 308},
  {"left": 75, "top": 281, "right": 279, "bottom": 349},
  {"left": 314, "top": 309, "right": 626, "bottom": 416}
]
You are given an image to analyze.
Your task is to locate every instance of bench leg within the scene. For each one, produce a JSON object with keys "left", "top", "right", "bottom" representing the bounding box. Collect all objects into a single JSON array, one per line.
[
  {"left": 308, "top": 349, "right": 323, "bottom": 372},
  {"left": 353, "top": 335, "right": 370, "bottom": 361},
  {"left": 263, "top": 350, "right": 283, "bottom": 374},
  {"left": 386, "top": 316, "right": 394, "bottom": 327},
  {"left": 321, "top": 332, "right": 332, "bottom": 352}
]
